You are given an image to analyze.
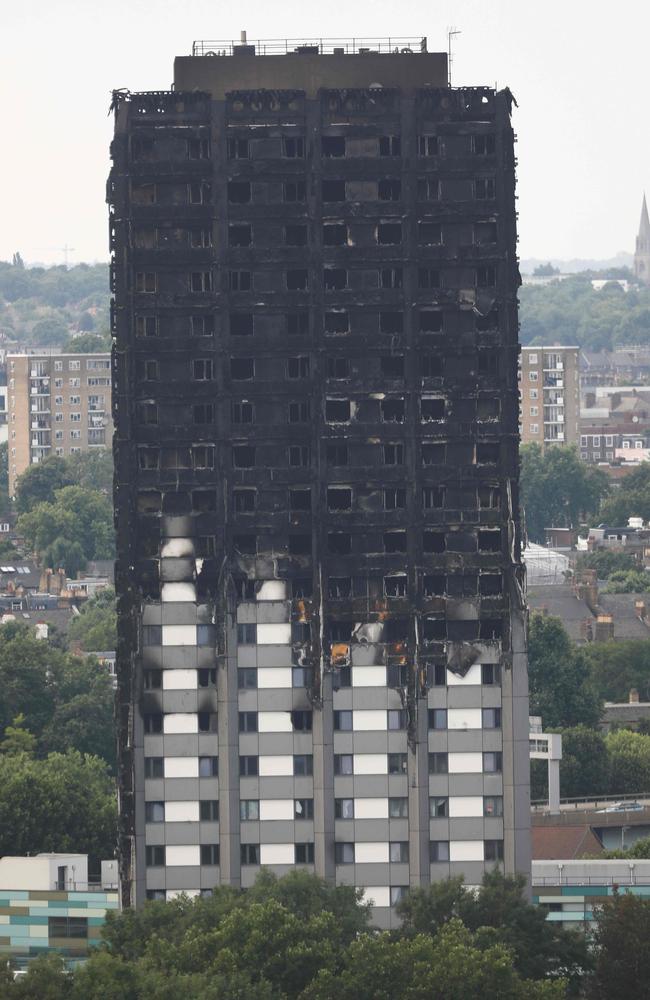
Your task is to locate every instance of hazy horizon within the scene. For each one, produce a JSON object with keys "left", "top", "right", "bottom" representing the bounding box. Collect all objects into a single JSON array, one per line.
[{"left": 2, "top": 0, "right": 650, "bottom": 266}]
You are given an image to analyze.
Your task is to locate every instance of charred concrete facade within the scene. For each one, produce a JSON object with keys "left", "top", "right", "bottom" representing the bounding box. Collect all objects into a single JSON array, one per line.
[{"left": 108, "top": 39, "right": 530, "bottom": 923}]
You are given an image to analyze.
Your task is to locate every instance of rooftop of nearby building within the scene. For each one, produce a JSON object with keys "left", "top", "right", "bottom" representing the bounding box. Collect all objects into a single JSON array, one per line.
[{"left": 532, "top": 825, "right": 604, "bottom": 861}]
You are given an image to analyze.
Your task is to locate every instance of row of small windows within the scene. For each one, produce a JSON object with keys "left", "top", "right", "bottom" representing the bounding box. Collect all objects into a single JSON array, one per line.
[
  {"left": 132, "top": 176, "right": 496, "bottom": 206},
  {"left": 133, "top": 133, "right": 495, "bottom": 163},
  {"left": 237, "top": 613, "right": 503, "bottom": 644},
  {"left": 134, "top": 307, "right": 499, "bottom": 338},
  {"left": 134, "top": 264, "right": 497, "bottom": 293}
]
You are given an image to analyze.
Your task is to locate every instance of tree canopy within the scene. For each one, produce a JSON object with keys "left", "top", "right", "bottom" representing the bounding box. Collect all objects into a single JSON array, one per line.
[
  {"left": 17, "top": 484, "right": 114, "bottom": 571},
  {"left": 68, "top": 588, "right": 117, "bottom": 651},
  {"left": 528, "top": 614, "right": 602, "bottom": 729},
  {"left": 520, "top": 445, "right": 609, "bottom": 543}
]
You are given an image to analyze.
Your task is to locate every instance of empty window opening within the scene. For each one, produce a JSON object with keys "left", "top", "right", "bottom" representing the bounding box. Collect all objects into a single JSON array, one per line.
[
  {"left": 228, "top": 137, "right": 249, "bottom": 159},
  {"left": 288, "top": 356, "right": 310, "bottom": 379},
  {"left": 290, "top": 488, "right": 311, "bottom": 511},
  {"left": 327, "top": 443, "right": 348, "bottom": 466},
  {"left": 418, "top": 222, "right": 442, "bottom": 245},
  {"left": 476, "top": 442, "right": 500, "bottom": 464},
  {"left": 480, "top": 574, "right": 502, "bottom": 596},
  {"left": 478, "top": 529, "right": 501, "bottom": 552},
  {"left": 326, "top": 399, "right": 352, "bottom": 423},
  {"left": 380, "top": 398, "right": 405, "bottom": 423},
  {"left": 284, "top": 180, "right": 306, "bottom": 202},
  {"left": 476, "top": 307, "right": 499, "bottom": 330},
  {"left": 287, "top": 269, "right": 309, "bottom": 290},
  {"left": 283, "top": 136, "right": 305, "bottom": 158},
  {"left": 421, "top": 397, "right": 445, "bottom": 422},
  {"left": 423, "top": 486, "right": 445, "bottom": 509},
  {"left": 417, "top": 177, "right": 440, "bottom": 200},
  {"left": 328, "top": 356, "right": 350, "bottom": 378},
  {"left": 424, "top": 618, "right": 446, "bottom": 641},
  {"left": 322, "top": 179, "right": 346, "bottom": 202},
  {"left": 228, "top": 181, "right": 251, "bottom": 204},
  {"left": 477, "top": 266, "right": 497, "bottom": 287},
  {"left": 423, "top": 573, "right": 445, "bottom": 597},
  {"left": 138, "top": 402, "right": 158, "bottom": 425},
  {"left": 322, "top": 136, "right": 346, "bottom": 157},
  {"left": 328, "top": 533, "right": 351, "bottom": 555},
  {"left": 289, "top": 445, "right": 311, "bottom": 467},
  {"left": 422, "top": 442, "right": 446, "bottom": 465},
  {"left": 191, "top": 315, "right": 214, "bottom": 337},
  {"left": 381, "top": 267, "right": 403, "bottom": 289},
  {"left": 233, "top": 445, "right": 255, "bottom": 468},
  {"left": 378, "top": 178, "right": 401, "bottom": 201},
  {"left": 418, "top": 135, "right": 439, "bottom": 157},
  {"left": 135, "top": 272, "right": 156, "bottom": 293},
  {"left": 190, "top": 271, "right": 212, "bottom": 293},
  {"left": 418, "top": 269, "right": 441, "bottom": 290},
  {"left": 323, "top": 223, "right": 348, "bottom": 246},
  {"left": 384, "top": 530, "right": 407, "bottom": 553},
  {"left": 193, "top": 489, "right": 216, "bottom": 512},
  {"left": 421, "top": 354, "right": 443, "bottom": 377},
  {"left": 187, "top": 137, "right": 210, "bottom": 159},
  {"left": 379, "top": 311, "right": 403, "bottom": 334},
  {"left": 285, "top": 224, "right": 308, "bottom": 246},
  {"left": 477, "top": 396, "right": 500, "bottom": 420},
  {"left": 193, "top": 359, "right": 213, "bottom": 381},
  {"left": 475, "top": 222, "right": 497, "bottom": 245},
  {"left": 473, "top": 134, "right": 496, "bottom": 155},
  {"left": 229, "top": 224, "right": 252, "bottom": 247},
  {"left": 328, "top": 487, "right": 352, "bottom": 511},
  {"left": 231, "top": 358, "right": 254, "bottom": 380},
  {"left": 289, "top": 535, "right": 311, "bottom": 555},
  {"left": 232, "top": 401, "right": 254, "bottom": 424},
  {"left": 325, "top": 310, "right": 349, "bottom": 334},
  {"left": 423, "top": 531, "right": 445, "bottom": 553},
  {"left": 379, "top": 136, "right": 401, "bottom": 156},
  {"left": 476, "top": 176, "right": 496, "bottom": 200},
  {"left": 329, "top": 577, "right": 352, "bottom": 598},
  {"left": 288, "top": 401, "right": 310, "bottom": 423},
  {"left": 480, "top": 618, "right": 503, "bottom": 640},
  {"left": 383, "top": 488, "right": 406, "bottom": 510},
  {"left": 478, "top": 485, "right": 500, "bottom": 509},
  {"left": 377, "top": 222, "right": 402, "bottom": 245},
  {"left": 380, "top": 355, "right": 404, "bottom": 377},
  {"left": 233, "top": 489, "right": 256, "bottom": 513},
  {"left": 189, "top": 181, "right": 211, "bottom": 205},
  {"left": 193, "top": 403, "right": 214, "bottom": 425},
  {"left": 385, "top": 574, "right": 407, "bottom": 597},
  {"left": 383, "top": 443, "right": 404, "bottom": 465},
  {"left": 230, "top": 271, "right": 252, "bottom": 291},
  {"left": 136, "top": 316, "right": 157, "bottom": 337},
  {"left": 324, "top": 268, "right": 347, "bottom": 290},
  {"left": 190, "top": 228, "right": 213, "bottom": 248}
]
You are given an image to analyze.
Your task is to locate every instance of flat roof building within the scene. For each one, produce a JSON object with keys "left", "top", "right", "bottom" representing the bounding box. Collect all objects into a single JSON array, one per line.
[{"left": 109, "top": 35, "right": 529, "bottom": 922}]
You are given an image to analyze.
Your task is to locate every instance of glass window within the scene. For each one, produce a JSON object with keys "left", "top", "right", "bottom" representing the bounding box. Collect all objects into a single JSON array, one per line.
[
  {"left": 334, "top": 754, "right": 353, "bottom": 776},
  {"left": 388, "top": 797, "right": 408, "bottom": 818},
  {"left": 335, "top": 798, "right": 354, "bottom": 819},
  {"left": 240, "top": 799, "right": 259, "bottom": 821},
  {"left": 429, "top": 796, "right": 448, "bottom": 818},
  {"left": 429, "top": 841, "right": 450, "bottom": 862},
  {"left": 335, "top": 842, "right": 355, "bottom": 864}
]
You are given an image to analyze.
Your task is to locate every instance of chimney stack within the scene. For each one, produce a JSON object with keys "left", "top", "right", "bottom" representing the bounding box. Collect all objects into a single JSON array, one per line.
[{"left": 630, "top": 688, "right": 640, "bottom": 704}]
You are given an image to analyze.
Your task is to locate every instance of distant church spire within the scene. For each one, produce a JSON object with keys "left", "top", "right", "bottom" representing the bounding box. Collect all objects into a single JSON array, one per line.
[{"left": 634, "top": 194, "right": 650, "bottom": 284}]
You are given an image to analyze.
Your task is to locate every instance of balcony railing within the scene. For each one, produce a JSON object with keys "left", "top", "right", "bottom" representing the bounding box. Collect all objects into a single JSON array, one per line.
[{"left": 191, "top": 36, "right": 428, "bottom": 57}]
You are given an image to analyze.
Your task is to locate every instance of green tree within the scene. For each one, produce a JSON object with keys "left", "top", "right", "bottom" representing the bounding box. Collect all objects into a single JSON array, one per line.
[
  {"left": 601, "top": 835, "right": 650, "bottom": 859},
  {"left": 0, "top": 621, "right": 57, "bottom": 734},
  {"left": 533, "top": 263, "right": 560, "bottom": 276},
  {"left": 599, "top": 463, "right": 650, "bottom": 525},
  {"left": 17, "top": 485, "right": 114, "bottom": 565},
  {"left": 63, "top": 332, "right": 110, "bottom": 353},
  {"left": 68, "top": 589, "right": 117, "bottom": 651},
  {"left": 0, "top": 713, "right": 36, "bottom": 756},
  {"left": 583, "top": 639, "right": 650, "bottom": 702},
  {"left": 66, "top": 450, "right": 113, "bottom": 494},
  {"left": 520, "top": 444, "right": 608, "bottom": 543},
  {"left": 589, "top": 892, "right": 650, "bottom": 999},
  {"left": 7, "top": 954, "right": 72, "bottom": 999},
  {"left": 606, "top": 729, "right": 650, "bottom": 795},
  {"left": 30, "top": 318, "right": 69, "bottom": 346},
  {"left": 575, "top": 550, "right": 638, "bottom": 580},
  {"left": 606, "top": 570, "right": 650, "bottom": 593},
  {"left": 14, "top": 456, "right": 72, "bottom": 512},
  {"left": 0, "top": 750, "right": 116, "bottom": 862},
  {"left": 528, "top": 614, "right": 602, "bottom": 728},
  {"left": 558, "top": 726, "right": 610, "bottom": 799}
]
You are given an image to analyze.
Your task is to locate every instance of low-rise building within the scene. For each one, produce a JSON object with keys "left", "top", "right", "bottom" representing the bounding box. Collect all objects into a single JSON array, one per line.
[{"left": 533, "top": 859, "right": 650, "bottom": 929}]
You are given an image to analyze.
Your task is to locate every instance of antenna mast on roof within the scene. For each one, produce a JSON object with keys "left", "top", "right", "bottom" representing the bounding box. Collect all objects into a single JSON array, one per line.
[{"left": 447, "top": 27, "right": 461, "bottom": 87}]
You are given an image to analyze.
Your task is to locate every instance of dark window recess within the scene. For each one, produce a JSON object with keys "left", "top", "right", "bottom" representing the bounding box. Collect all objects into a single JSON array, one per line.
[
  {"left": 334, "top": 798, "right": 353, "bottom": 819},
  {"left": 288, "top": 535, "right": 311, "bottom": 555},
  {"left": 234, "top": 489, "right": 256, "bottom": 513},
  {"left": 328, "top": 533, "right": 351, "bottom": 555},
  {"left": 295, "top": 843, "right": 315, "bottom": 864},
  {"left": 193, "top": 359, "right": 213, "bottom": 381},
  {"left": 294, "top": 754, "right": 313, "bottom": 776},
  {"left": 198, "top": 712, "right": 218, "bottom": 733},
  {"left": 293, "top": 621, "right": 311, "bottom": 643},
  {"left": 475, "top": 222, "right": 498, "bottom": 245},
  {"left": 383, "top": 488, "right": 406, "bottom": 510},
  {"left": 429, "top": 841, "right": 450, "bottom": 862},
  {"left": 421, "top": 397, "right": 445, "bottom": 422},
  {"left": 201, "top": 844, "right": 220, "bottom": 866},
  {"left": 235, "top": 579, "right": 256, "bottom": 600},
  {"left": 380, "top": 398, "right": 404, "bottom": 423},
  {"left": 293, "top": 666, "right": 313, "bottom": 687},
  {"left": 324, "top": 268, "right": 347, "bottom": 290},
  {"left": 477, "top": 266, "right": 497, "bottom": 287},
  {"left": 485, "top": 840, "right": 504, "bottom": 861},
  {"left": 328, "top": 356, "right": 350, "bottom": 378},
  {"left": 232, "top": 401, "right": 254, "bottom": 424},
  {"left": 198, "top": 668, "right": 217, "bottom": 687},
  {"left": 418, "top": 268, "right": 441, "bottom": 290},
  {"left": 239, "top": 756, "right": 258, "bottom": 776},
  {"left": 388, "top": 753, "right": 407, "bottom": 774},
  {"left": 238, "top": 667, "right": 257, "bottom": 689},
  {"left": 190, "top": 271, "right": 213, "bottom": 293},
  {"left": 234, "top": 534, "right": 257, "bottom": 555},
  {"left": 417, "top": 177, "right": 440, "bottom": 200},
  {"left": 326, "top": 399, "right": 352, "bottom": 422},
  {"left": 423, "top": 531, "right": 446, "bottom": 553},
  {"left": 478, "top": 529, "right": 501, "bottom": 552},
  {"left": 322, "top": 135, "right": 346, "bottom": 157},
  {"left": 388, "top": 664, "right": 410, "bottom": 687},
  {"left": 193, "top": 403, "right": 214, "bottom": 425},
  {"left": 380, "top": 355, "right": 404, "bottom": 377},
  {"left": 230, "top": 271, "right": 252, "bottom": 291},
  {"left": 144, "top": 713, "right": 162, "bottom": 734},
  {"left": 423, "top": 486, "right": 445, "bottom": 509},
  {"left": 329, "top": 576, "right": 352, "bottom": 598},
  {"left": 323, "top": 223, "right": 347, "bottom": 246},
  {"left": 285, "top": 224, "right": 308, "bottom": 246},
  {"left": 228, "top": 137, "right": 249, "bottom": 159},
  {"left": 231, "top": 358, "right": 254, "bottom": 380},
  {"left": 473, "top": 134, "right": 496, "bottom": 155},
  {"left": 328, "top": 487, "right": 352, "bottom": 511},
  {"left": 377, "top": 222, "right": 402, "bottom": 245},
  {"left": 295, "top": 798, "right": 314, "bottom": 819},
  {"left": 230, "top": 313, "right": 254, "bottom": 336},
  {"left": 423, "top": 574, "right": 445, "bottom": 597},
  {"left": 477, "top": 442, "right": 500, "bottom": 464},
  {"left": 480, "top": 618, "right": 503, "bottom": 640},
  {"left": 142, "top": 625, "right": 162, "bottom": 645},
  {"left": 327, "top": 443, "right": 348, "bottom": 466},
  {"left": 428, "top": 708, "right": 447, "bottom": 729},
  {"left": 137, "top": 491, "right": 161, "bottom": 515},
  {"left": 145, "top": 757, "right": 164, "bottom": 778},
  {"left": 421, "top": 355, "right": 443, "bottom": 377},
  {"left": 132, "top": 136, "right": 154, "bottom": 160},
  {"left": 322, "top": 179, "right": 346, "bottom": 202},
  {"left": 385, "top": 575, "right": 407, "bottom": 598},
  {"left": 287, "top": 269, "right": 309, "bottom": 290},
  {"left": 430, "top": 796, "right": 448, "bottom": 818},
  {"left": 138, "top": 449, "right": 159, "bottom": 471},
  {"left": 477, "top": 307, "right": 499, "bottom": 330},
  {"left": 291, "top": 710, "right": 313, "bottom": 731},
  {"left": 380, "top": 311, "right": 403, "bottom": 334},
  {"left": 484, "top": 752, "right": 503, "bottom": 773},
  {"left": 189, "top": 181, "right": 211, "bottom": 204},
  {"left": 418, "top": 135, "right": 439, "bottom": 156},
  {"left": 190, "top": 228, "right": 213, "bottom": 248},
  {"left": 289, "top": 445, "right": 311, "bottom": 467},
  {"left": 187, "top": 137, "right": 210, "bottom": 159},
  {"left": 228, "top": 181, "right": 251, "bottom": 204},
  {"left": 379, "top": 136, "right": 401, "bottom": 156},
  {"left": 325, "top": 311, "right": 349, "bottom": 334},
  {"left": 136, "top": 316, "right": 157, "bottom": 337},
  {"left": 381, "top": 267, "right": 403, "bottom": 288},
  {"left": 191, "top": 315, "right": 215, "bottom": 337},
  {"left": 483, "top": 708, "right": 502, "bottom": 729},
  {"left": 287, "top": 312, "right": 309, "bottom": 335},
  {"left": 239, "top": 711, "right": 258, "bottom": 733},
  {"left": 283, "top": 136, "right": 305, "bottom": 158},
  {"left": 476, "top": 176, "right": 496, "bottom": 199},
  {"left": 478, "top": 485, "right": 500, "bottom": 509},
  {"left": 288, "top": 356, "right": 310, "bottom": 379},
  {"left": 145, "top": 846, "right": 165, "bottom": 867},
  {"left": 138, "top": 402, "right": 158, "bottom": 425},
  {"left": 378, "top": 178, "right": 401, "bottom": 201},
  {"left": 143, "top": 669, "right": 162, "bottom": 689},
  {"left": 290, "top": 488, "right": 311, "bottom": 511},
  {"left": 424, "top": 618, "right": 446, "bottom": 641},
  {"left": 334, "top": 755, "right": 353, "bottom": 776},
  {"left": 447, "top": 574, "right": 477, "bottom": 597},
  {"left": 384, "top": 531, "right": 407, "bottom": 553},
  {"left": 241, "top": 844, "right": 260, "bottom": 865},
  {"left": 284, "top": 180, "right": 307, "bottom": 202},
  {"left": 428, "top": 752, "right": 448, "bottom": 774},
  {"left": 233, "top": 445, "right": 255, "bottom": 468},
  {"left": 422, "top": 443, "right": 446, "bottom": 466},
  {"left": 135, "top": 272, "right": 156, "bottom": 293},
  {"left": 335, "top": 842, "right": 355, "bottom": 864},
  {"left": 480, "top": 574, "right": 502, "bottom": 596},
  {"left": 229, "top": 224, "right": 252, "bottom": 247},
  {"left": 288, "top": 401, "right": 310, "bottom": 423},
  {"left": 477, "top": 396, "right": 500, "bottom": 419},
  {"left": 419, "top": 222, "right": 442, "bottom": 245},
  {"left": 383, "top": 443, "right": 404, "bottom": 465}
]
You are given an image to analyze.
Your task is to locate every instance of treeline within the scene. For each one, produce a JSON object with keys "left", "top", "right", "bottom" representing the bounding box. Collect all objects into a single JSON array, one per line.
[{"left": 519, "top": 274, "right": 650, "bottom": 352}]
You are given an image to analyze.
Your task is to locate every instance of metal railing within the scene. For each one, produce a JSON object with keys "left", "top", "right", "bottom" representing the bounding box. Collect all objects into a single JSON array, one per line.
[
  {"left": 191, "top": 37, "right": 428, "bottom": 57},
  {"left": 532, "top": 791, "right": 650, "bottom": 812},
  {"left": 533, "top": 875, "right": 644, "bottom": 887}
]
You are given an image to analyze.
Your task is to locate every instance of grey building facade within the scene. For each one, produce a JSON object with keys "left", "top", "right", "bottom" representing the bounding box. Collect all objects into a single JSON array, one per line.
[{"left": 108, "top": 36, "right": 530, "bottom": 924}]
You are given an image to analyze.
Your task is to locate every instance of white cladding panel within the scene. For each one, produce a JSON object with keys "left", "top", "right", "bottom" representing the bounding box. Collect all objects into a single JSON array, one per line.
[
  {"left": 353, "top": 710, "right": 387, "bottom": 731},
  {"left": 363, "top": 886, "right": 391, "bottom": 908},
  {"left": 448, "top": 796, "right": 484, "bottom": 818},
  {"left": 259, "top": 755, "right": 293, "bottom": 777},
  {"left": 352, "top": 666, "right": 387, "bottom": 687},
  {"left": 259, "top": 799, "right": 294, "bottom": 821},
  {"left": 165, "top": 801, "right": 200, "bottom": 822},
  {"left": 163, "top": 669, "right": 197, "bottom": 690},
  {"left": 166, "top": 845, "right": 201, "bottom": 866},
  {"left": 354, "top": 797, "right": 389, "bottom": 819},
  {"left": 162, "top": 625, "right": 197, "bottom": 646},
  {"left": 355, "top": 842, "right": 390, "bottom": 864},
  {"left": 446, "top": 664, "right": 482, "bottom": 685},
  {"left": 447, "top": 708, "right": 483, "bottom": 730},
  {"left": 164, "top": 757, "right": 199, "bottom": 778},
  {"left": 258, "top": 711, "right": 293, "bottom": 733},
  {"left": 161, "top": 583, "right": 196, "bottom": 603},
  {"left": 166, "top": 888, "right": 200, "bottom": 899},
  {"left": 257, "top": 581, "right": 287, "bottom": 601},
  {"left": 260, "top": 843, "right": 294, "bottom": 865},
  {"left": 354, "top": 754, "right": 388, "bottom": 775},
  {"left": 448, "top": 752, "right": 484, "bottom": 773},
  {"left": 257, "top": 667, "right": 292, "bottom": 689},
  {"left": 450, "top": 840, "right": 485, "bottom": 862},
  {"left": 164, "top": 713, "right": 198, "bottom": 735},
  {"left": 257, "top": 623, "right": 292, "bottom": 645}
]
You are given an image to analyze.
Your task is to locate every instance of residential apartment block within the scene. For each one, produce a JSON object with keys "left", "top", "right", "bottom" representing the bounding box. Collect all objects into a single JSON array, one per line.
[
  {"left": 520, "top": 346, "right": 580, "bottom": 450},
  {"left": 109, "top": 36, "right": 530, "bottom": 922},
  {"left": 7, "top": 353, "right": 112, "bottom": 496}
]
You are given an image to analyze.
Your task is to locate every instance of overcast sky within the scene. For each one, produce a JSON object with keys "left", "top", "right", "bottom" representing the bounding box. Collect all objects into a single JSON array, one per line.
[{"left": 2, "top": 0, "right": 649, "bottom": 265}]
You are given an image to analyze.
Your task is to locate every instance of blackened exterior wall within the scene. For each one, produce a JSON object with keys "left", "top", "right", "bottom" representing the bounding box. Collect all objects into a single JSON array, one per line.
[{"left": 108, "top": 64, "right": 529, "bottom": 923}]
